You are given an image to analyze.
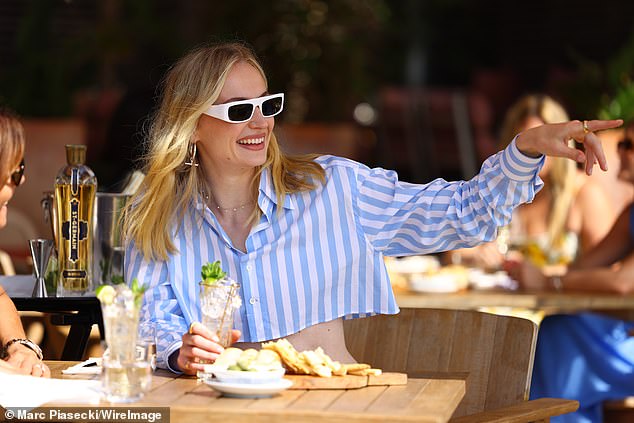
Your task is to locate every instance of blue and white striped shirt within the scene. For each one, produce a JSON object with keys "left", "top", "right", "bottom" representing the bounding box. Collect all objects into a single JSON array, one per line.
[{"left": 126, "top": 139, "right": 543, "bottom": 371}]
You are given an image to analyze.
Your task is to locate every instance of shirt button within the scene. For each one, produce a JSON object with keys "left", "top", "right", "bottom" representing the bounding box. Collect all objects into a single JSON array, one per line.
[
  {"left": 246, "top": 265, "right": 252, "bottom": 271},
  {"left": 249, "top": 297, "right": 258, "bottom": 305}
]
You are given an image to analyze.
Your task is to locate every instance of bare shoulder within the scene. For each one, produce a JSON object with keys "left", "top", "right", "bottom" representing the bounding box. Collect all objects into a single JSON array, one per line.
[{"left": 574, "top": 174, "right": 614, "bottom": 215}]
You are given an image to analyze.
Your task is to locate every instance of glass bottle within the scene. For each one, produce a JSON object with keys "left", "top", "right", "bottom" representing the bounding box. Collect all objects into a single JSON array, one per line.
[{"left": 55, "top": 145, "right": 97, "bottom": 296}]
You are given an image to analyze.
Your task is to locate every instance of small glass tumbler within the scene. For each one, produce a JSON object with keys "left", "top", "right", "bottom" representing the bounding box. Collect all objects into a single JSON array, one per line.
[
  {"left": 138, "top": 322, "right": 157, "bottom": 371},
  {"left": 197, "top": 278, "right": 241, "bottom": 377},
  {"left": 102, "top": 343, "right": 152, "bottom": 403}
]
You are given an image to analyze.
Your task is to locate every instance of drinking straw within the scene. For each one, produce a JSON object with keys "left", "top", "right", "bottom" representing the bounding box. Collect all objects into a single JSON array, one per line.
[{"left": 217, "top": 284, "right": 236, "bottom": 345}]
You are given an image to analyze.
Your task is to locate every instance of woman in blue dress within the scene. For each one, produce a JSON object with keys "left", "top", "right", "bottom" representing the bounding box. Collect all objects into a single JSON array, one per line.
[{"left": 520, "top": 121, "right": 634, "bottom": 422}]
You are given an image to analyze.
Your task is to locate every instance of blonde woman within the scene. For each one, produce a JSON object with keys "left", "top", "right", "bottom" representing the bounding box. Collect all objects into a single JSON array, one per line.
[
  {"left": 503, "top": 95, "right": 614, "bottom": 263},
  {"left": 124, "top": 42, "right": 619, "bottom": 375},
  {"left": 0, "top": 108, "right": 49, "bottom": 377}
]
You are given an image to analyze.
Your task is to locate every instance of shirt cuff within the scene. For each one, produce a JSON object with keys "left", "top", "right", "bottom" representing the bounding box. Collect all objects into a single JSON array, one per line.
[
  {"left": 499, "top": 136, "right": 544, "bottom": 182},
  {"left": 163, "top": 340, "right": 183, "bottom": 374}
]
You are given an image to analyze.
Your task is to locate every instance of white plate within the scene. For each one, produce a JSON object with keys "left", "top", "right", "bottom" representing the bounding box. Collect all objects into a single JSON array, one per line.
[
  {"left": 203, "top": 365, "right": 285, "bottom": 384},
  {"left": 409, "top": 273, "right": 462, "bottom": 293},
  {"left": 204, "top": 378, "right": 293, "bottom": 398}
]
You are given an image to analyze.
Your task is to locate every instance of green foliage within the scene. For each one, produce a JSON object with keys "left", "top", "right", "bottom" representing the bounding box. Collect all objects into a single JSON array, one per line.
[
  {"left": 561, "top": 30, "right": 634, "bottom": 120},
  {"left": 0, "top": 0, "right": 389, "bottom": 121},
  {"left": 44, "top": 256, "right": 58, "bottom": 294},
  {"left": 206, "top": 0, "right": 390, "bottom": 122},
  {"left": 201, "top": 261, "right": 227, "bottom": 285},
  {"left": 599, "top": 79, "right": 634, "bottom": 122},
  {"left": 0, "top": 0, "right": 179, "bottom": 117},
  {"left": 111, "top": 274, "right": 126, "bottom": 285}
]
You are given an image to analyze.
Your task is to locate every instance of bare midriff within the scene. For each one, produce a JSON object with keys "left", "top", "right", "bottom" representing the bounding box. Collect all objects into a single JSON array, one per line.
[{"left": 234, "top": 317, "right": 356, "bottom": 363}]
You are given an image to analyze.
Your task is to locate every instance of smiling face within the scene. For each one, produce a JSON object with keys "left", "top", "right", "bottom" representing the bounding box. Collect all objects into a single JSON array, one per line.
[
  {"left": 194, "top": 61, "right": 274, "bottom": 178},
  {"left": 0, "top": 111, "right": 25, "bottom": 230}
]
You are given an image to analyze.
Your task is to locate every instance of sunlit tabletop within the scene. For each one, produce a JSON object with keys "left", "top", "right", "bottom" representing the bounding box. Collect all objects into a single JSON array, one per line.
[{"left": 46, "top": 361, "right": 466, "bottom": 423}]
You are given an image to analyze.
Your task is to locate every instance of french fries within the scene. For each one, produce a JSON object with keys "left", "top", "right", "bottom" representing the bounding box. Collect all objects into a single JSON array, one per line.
[{"left": 261, "top": 339, "right": 380, "bottom": 377}]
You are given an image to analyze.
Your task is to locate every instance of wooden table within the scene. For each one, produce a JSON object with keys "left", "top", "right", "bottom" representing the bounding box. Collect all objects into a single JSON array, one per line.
[
  {"left": 47, "top": 361, "right": 466, "bottom": 423},
  {"left": 395, "top": 289, "right": 634, "bottom": 314}
]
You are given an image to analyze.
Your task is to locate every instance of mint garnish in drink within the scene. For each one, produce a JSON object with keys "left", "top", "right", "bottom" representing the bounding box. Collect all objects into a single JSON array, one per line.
[{"left": 201, "top": 261, "right": 227, "bottom": 285}]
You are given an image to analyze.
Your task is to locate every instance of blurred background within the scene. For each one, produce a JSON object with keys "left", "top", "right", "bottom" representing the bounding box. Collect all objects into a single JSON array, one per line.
[{"left": 2, "top": 0, "right": 634, "bottom": 270}]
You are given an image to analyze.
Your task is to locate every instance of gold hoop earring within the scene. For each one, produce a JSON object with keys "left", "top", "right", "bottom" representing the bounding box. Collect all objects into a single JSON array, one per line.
[{"left": 184, "top": 143, "right": 199, "bottom": 167}]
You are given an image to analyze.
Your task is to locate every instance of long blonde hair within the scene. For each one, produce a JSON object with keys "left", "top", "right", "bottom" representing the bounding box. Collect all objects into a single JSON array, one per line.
[
  {"left": 124, "top": 42, "right": 325, "bottom": 261},
  {"left": 0, "top": 107, "right": 26, "bottom": 181},
  {"left": 499, "top": 94, "right": 575, "bottom": 248}
]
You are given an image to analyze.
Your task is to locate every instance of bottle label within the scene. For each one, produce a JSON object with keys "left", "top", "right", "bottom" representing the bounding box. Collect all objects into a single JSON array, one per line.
[
  {"left": 60, "top": 198, "right": 89, "bottom": 262},
  {"left": 62, "top": 269, "right": 87, "bottom": 278}
]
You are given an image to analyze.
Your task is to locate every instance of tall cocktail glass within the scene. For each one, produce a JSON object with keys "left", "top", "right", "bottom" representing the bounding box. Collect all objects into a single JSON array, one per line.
[
  {"left": 198, "top": 278, "right": 241, "bottom": 377},
  {"left": 100, "top": 285, "right": 151, "bottom": 403}
]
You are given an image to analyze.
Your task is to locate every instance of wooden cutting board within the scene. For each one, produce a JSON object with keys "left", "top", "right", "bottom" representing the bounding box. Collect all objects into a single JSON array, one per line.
[{"left": 285, "top": 372, "right": 407, "bottom": 390}]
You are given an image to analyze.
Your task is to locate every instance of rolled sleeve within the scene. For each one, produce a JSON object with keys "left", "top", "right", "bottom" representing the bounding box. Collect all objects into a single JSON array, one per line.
[{"left": 499, "top": 136, "right": 544, "bottom": 181}]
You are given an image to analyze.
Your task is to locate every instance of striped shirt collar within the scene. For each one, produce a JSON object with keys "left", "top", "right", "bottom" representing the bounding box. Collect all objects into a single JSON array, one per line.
[{"left": 257, "top": 166, "right": 296, "bottom": 217}]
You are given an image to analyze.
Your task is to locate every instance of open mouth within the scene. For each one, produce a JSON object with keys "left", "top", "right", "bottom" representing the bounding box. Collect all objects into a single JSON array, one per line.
[{"left": 237, "top": 136, "right": 265, "bottom": 145}]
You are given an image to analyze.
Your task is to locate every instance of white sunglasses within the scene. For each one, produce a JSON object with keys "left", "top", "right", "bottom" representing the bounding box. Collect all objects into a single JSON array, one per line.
[{"left": 204, "top": 93, "right": 285, "bottom": 123}]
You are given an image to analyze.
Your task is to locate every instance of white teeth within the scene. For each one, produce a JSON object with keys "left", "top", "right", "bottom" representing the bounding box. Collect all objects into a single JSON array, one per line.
[{"left": 237, "top": 137, "right": 264, "bottom": 145}]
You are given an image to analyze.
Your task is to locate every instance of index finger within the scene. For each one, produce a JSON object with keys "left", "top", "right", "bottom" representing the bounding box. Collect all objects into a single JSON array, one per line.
[
  {"left": 188, "top": 321, "right": 219, "bottom": 342},
  {"left": 584, "top": 119, "right": 623, "bottom": 133}
]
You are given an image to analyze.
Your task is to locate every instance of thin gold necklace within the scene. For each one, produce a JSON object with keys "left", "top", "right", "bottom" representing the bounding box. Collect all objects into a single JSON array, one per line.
[{"left": 203, "top": 191, "right": 254, "bottom": 213}]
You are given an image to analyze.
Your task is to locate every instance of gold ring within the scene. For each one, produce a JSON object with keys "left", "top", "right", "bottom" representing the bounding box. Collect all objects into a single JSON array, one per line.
[
  {"left": 583, "top": 120, "right": 589, "bottom": 134},
  {"left": 185, "top": 361, "right": 190, "bottom": 370},
  {"left": 188, "top": 322, "right": 196, "bottom": 335}
]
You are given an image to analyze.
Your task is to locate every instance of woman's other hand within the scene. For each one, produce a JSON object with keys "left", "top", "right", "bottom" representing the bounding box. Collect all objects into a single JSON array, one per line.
[
  {"left": 515, "top": 119, "right": 623, "bottom": 175},
  {"left": 510, "top": 258, "right": 567, "bottom": 292},
  {"left": 4, "top": 343, "right": 50, "bottom": 377},
  {"left": 176, "top": 322, "right": 241, "bottom": 375},
  {"left": 449, "top": 242, "right": 505, "bottom": 270}
]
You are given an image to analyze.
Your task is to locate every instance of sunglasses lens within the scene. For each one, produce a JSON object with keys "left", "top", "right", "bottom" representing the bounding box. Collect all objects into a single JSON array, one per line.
[
  {"left": 262, "top": 96, "right": 283, "bottom": 117},
  {"left": 10, "top": 159, "right": 24, "bottom": 186},
  {"left": 618, "top": 139, "right": 633, "bottom": 151},
  {"left": 227, "top": 103, "right": 254, "bottom": 122}
]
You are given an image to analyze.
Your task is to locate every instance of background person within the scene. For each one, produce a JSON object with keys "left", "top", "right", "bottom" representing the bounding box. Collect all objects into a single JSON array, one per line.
[
  {"left": 449, "top": 94, "right": 614, "bottom": 270},
  {"left": 123, "top": 41, "right": 620, "bottom": 375},
  {"left": 518, "top": 120, "right": 634, "bottom": 423},
  {"left": 0, "top": 107, "right": 49, "bottom": 377}
]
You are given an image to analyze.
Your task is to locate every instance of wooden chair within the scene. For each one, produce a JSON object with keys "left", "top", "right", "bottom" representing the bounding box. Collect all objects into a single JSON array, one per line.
[{"left": 344, "top": 308, "right": 578, "bottom": 422}]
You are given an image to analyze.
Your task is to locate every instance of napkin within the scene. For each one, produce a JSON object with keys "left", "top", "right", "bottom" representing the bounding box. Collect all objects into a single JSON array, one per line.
[
  {"left": 0, "top": 373, "right": 101, "bottom": 408},
  {"left": 62, "top": 357, "right": 102, "bottom": 375}
]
